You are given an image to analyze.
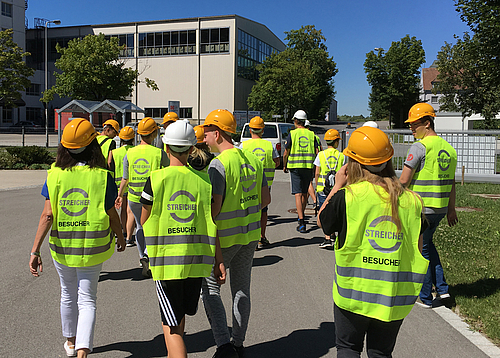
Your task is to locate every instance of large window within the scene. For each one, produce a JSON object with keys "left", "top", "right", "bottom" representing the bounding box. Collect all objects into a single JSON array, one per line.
[
  {"left": 180, "top": 107, "right": 192, "bottom": 119},
  {"left": 26, "top": 107, "right": 42, "bottom": 123},
  {"left": 1, "top": 2, "right": 12, "bottom": 17},
  {"left": 145, "top": 107, "right": 169, "bottom": 119},
  {"left": 139, "top": 30, "right": 196, "bottom": 57},
  {"left": 2, "top": 107, "right": 12, "bottom": 123},
  {"left": 200, "top": 28, "right": 229, "bottom": 54},
  {"left": 104, "top": 34, "right": 134, "bottom": 57},
  {"left": 26, "top": 83, "right": 40, "bottom": 96},
  {"left": 237, "top": 29, "right": 278, "bottom": 81}
]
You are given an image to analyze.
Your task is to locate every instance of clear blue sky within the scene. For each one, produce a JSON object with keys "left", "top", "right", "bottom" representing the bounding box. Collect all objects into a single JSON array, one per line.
[{"left": 26, "top": 0, "right": 470, "bottom": 117}]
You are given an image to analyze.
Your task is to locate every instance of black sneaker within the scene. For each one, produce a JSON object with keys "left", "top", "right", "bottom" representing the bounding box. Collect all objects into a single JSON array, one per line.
[
  {"left": 296, "top": 224, "right": 307, "bottom": 233},
  {"left": 232, "top": 342, "right": 245, "bottom": 358},
  {"left": 126, "top": 236, "right": 136, "bottom": 247},
  {"left": 212, "top": 343, "right": 238, "bottom": 358},
  {"left": 319, "top": 239, "right": 334, "bottom": 248},
  {"left": 259, "top": 237, "right": 270, "bottom": 247},
  {"left": 140, "top": 256, "right": 152, "bottom": 278}
]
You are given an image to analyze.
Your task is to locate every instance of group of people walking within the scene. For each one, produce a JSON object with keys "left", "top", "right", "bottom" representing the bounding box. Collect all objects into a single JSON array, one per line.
[{"left": 29, "top": 102, "right": 457, "bottom": 358}]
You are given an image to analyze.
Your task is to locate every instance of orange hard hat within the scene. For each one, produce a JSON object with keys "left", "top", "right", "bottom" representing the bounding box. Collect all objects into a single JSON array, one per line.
[
  {"left": 249, "top": 116, "right": 265, "bottom": 129},
  {"left": 193, "top": 125, "right": 205, "bottom": 144},
  {"left": 406, "top": 103, "right": 436, "bottom": 123},
  {"left": 138, "top": 117, "right": 158, "bottom": 135},
  {"left": 103, "top": 119, "right": 120, "bottom": 133},
  {"left": 119, "top": 126, "right": 135, "bottom": 140},
  {"left": 202, "top": 109, "right": 236, "bottom": 134},
  {"left": 324, "top": 129, "right": 340, "bottom": 141},
  {"left": 343, "top": 126, "right": 393, "bottom": 165},
  {"left": 162, "top": 112, "right": 179, "bottom": 125},
  {"left": 61, "top": 118, "right": 97, "bottom": 149}
]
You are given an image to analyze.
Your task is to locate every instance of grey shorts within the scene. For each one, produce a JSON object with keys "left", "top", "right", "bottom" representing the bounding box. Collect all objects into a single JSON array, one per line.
[{"left": 290, "top": 168, "right": 314, "bottom": 194}]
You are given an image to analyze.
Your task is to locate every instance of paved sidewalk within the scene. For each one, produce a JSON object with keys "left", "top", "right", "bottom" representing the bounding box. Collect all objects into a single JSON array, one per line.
[{"left": 0, "top": 169, "right": 47, "bottom": 190}]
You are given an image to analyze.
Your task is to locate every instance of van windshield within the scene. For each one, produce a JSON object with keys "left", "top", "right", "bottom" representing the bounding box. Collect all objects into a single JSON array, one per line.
[{"left": 242, "top": 124, "right": 278, "bottom": 139}]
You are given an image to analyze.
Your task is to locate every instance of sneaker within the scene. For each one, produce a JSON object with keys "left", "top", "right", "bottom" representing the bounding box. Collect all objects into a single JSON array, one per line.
[
  {"left": 438, "top": 293, "right": 451, "bottom": 300},
  {"left": 415, "top": 297, "right": 432, "bottom": 309},
  {"left": 140, "top": 256, "right": 152, "bottom": 278},
  {"left": 259, "top": 237, "right": 270, "bottom": 248},
  {"left": 212, "top": 343, "right": 238, "bottom": 358},
  {"left": 232, "top": 342, "right": 245, "bottom": 358},
  {"left": 437, "top": 293, "right": 453, "bottom": 308},
  {"left": 64, "top": 341, "right": 76, "bottom": 357},
  {"left": 319, "top": 239, "right": 334, "bottom": 248},
  {"left": 296, "top": 224, "right": 307, "bottom": 233}
]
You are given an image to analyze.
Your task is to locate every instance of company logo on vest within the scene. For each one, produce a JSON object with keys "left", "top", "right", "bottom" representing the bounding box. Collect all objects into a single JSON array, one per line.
[
  {"left": 240, "top": 164, "right": 257, "bottom": 193},
  {"left": 252, "top": 147, "right": 266, "bottom": 162},
  {"left": 437, "top": 149, "right": 451, "bottom": 171},
  {"left": 167, "top": 190, "right": 197, "bottom": 223},
  {"left": 59, "top": 188, "right": 90, "bottom": 217},
  {"left": 365, "top": 215, "right": 403, "bottom": 254},
  {"left": 133, "top": 158, "right": 150, "bottom": 175},
  {"left": 298, "top": 136, "right": 309, "bottom": 148}
]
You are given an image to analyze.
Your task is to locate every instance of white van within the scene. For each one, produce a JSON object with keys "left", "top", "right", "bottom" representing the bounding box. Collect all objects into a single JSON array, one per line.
[{"left": 240, "top": 122, "right": 294, "bottom": 166}]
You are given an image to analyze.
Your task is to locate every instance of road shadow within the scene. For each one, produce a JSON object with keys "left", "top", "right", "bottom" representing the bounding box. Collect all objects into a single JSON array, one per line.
[
  {"left": 252, "top": 255, "right": 284, "bottom": 267},
  {"left": 93, "top": 334, "right": 166, "bottom": 357},
  {"left": 99, "top": 268, "right": 149, "bottom": 282},
  {"left": 450, "top": 278, "right": 500, "bottom": 299},
  {"left": 269, "top": 236, "right": 323, "bottom": 248},
  {"left": 267, "top": 215, "right": 299, "bottom": 227},
  {"left": 246, "top": 322, "right": 335, "bottom": 357}
]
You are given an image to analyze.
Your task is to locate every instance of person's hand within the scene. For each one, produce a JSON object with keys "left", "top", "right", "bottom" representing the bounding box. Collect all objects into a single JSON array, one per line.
[
  {"left": 335, "top": 164, "right": 348, "bottom": 188},
  {"left": 283, "top": 166, "right": 288, "bottom": 173},
  {"left": 29, "top": 254, "right": 42, "bottom": 277},
  {"left": 447, "top": 209, "right": 458, "bottom": 227},
  {"left": 214, "top": 261, "right": 226, "bottom": 285},
  {"left": 116, "top": 236, "right": 126, "bottom": 252},
  {"left": 115, "top": 196, "right": 122, "bottom": 209}
]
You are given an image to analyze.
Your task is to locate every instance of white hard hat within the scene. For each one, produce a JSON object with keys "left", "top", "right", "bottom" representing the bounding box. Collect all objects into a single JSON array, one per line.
[
  {"left": 362, "top": 121, "right": 378, "bottom": 129},
  {"left": 304, "top": 120, "right": 311, "bottom": 127},
  {"left": 162, "top": 119, "right": 196, "bottom": 152},
  {"left": 293, "top": 110, "right": 307, "bottom": 120}
]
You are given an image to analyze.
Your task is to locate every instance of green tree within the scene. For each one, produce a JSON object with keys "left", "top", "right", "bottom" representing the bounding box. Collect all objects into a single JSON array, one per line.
[
  {"left": 43, "top": 33, "right": 156, "bottom": 102},
  {"left": 434, "top": 1, "right": 500, "bottom": 128},
  {"left": 0, "top": 29, "right": 34, "bottom": 108},
  {"left": 248, "top": 25, "right": 338, "bottom": 120},
  {"left": 364, "top": 35, "right": 425, "bottom": 128}
]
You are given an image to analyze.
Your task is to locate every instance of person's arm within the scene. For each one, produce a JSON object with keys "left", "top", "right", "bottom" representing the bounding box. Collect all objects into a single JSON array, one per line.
[
  {"left": 212, "top": 194, "right": 223, "bottom": 219},
  {"left": 447, "top": 181, "right": 458, "bottom": 227},
  {"left": 213, "top": 235, "right": 226, "bottom": 285},
  {"left": 141, "top": 204, "right": 152, "bottom": 226},
  {"left": 261, "top": 184, "right": 271, "bottom": 208},
  {"left": 107, "top": 150, "right": 113, "bottom": 168},
  {"left": 283, "top": 148, "right": 289, "bottom": 173},
  {"left": 315, "top": 166, "right": 320, "bottom": 187},
  {"left": 399, "top": 165, "right": 415, "bottom": 187},
  {"left": 107, "top": 207, "right": 125, "bottom": 251},
  {"left": 115, "top": 178, "right": 128, "bottom": 209},
  {"left": 29, "top": 200, "right": 53, "bottom": 277}
]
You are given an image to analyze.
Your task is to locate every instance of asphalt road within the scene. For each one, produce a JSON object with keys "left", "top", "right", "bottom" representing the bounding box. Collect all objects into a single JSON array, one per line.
[{"left": 0, "top": 169, "right": 493, "bottom": 357}]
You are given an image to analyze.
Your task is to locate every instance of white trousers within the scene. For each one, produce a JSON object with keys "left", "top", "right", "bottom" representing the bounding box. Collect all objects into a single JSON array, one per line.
[{"left": 53, "top": 259, "right": 102, "bottom": 352}]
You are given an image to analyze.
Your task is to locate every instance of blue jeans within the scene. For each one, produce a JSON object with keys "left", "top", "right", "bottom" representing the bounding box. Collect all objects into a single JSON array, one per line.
[{"left": 419, "top": 213, "right": 448, "bottom": 305}]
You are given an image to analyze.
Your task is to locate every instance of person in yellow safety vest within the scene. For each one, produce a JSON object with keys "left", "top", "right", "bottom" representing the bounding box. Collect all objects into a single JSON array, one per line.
[
  {"left": 283, "top": 110, "right": 319, "bottom": 234},
  {"left": 140, "top": 119, "right": 226, "bottom": 358},
  {"left": 154, "top": 111, "right": 179, "bottom": 153},
  {"left": 188, "top": 125, "right": 215, "bottom": 173},
  {"left": 241, "top": 116, "right": 280, "bottom": 249},
  {"left": 115, "top": 117, "right": 169, "bottom": 278},
  {"left": 304, "top": 119, "right": 322, "bottom": 210},
  {"left": 399, "top": 103, "right": 458, "bottom": 308},
  {"left": 30, "top": 118, "right": 126, "bottom": 358},
  {"left": 109, "top": 126, "right": 136, "bottom": 247},
  {"left": 318, "top": 126, "right": 429, "bottom": 357},
  {"left": 96, "top": 119, "right": 119, "bottom": 165},
  {"left": 201, "top": 109, "right": 271, "bottom": 358},
  {"left": 314, "top": 128, "right": 345, "bottom": 249}
]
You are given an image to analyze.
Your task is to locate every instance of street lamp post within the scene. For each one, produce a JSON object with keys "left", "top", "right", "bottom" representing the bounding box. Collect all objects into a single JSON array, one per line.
[{"left": 45, "top": 19, "right": 61, "bottom": 148}]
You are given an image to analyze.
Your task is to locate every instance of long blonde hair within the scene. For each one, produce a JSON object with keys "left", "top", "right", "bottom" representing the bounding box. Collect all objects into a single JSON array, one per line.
[{"left": 346, "top": 158, "right": 421, "bottom": 232}]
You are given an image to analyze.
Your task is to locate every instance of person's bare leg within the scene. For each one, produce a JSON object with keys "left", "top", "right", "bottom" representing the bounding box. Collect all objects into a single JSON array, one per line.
[
  {"left": 307, "top": 183, "right": 316, "bottom": 206},
  {"left": 260, "top": 210, "right": 268, "bottom": 238},
  {"left": 295, "top": 193, "right": 304, "bottom": 220},
  {"left": 126, "top": 200, "right": 136, "bottom": 241},
  {"left": 77, "top": 348, "right": 90, "bottom": 358},
  {"left": 163, "top": 317, "right": 187, "bottom": 358},
  {"left": 120, "top": 196, "right": 128, "bottom": 236}
]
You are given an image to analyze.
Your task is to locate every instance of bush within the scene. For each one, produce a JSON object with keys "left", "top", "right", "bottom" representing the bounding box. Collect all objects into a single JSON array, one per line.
[
  {"left": 29, "top": 163, "right": 51, "bottom": 170},
  {"left": 5, "top": 146, "right": 54, "bottom": 166},
  {"left": 12, "top": 162, "right": 27, "bottom": 170},
  {"left": 0, "top": 150, "right": 19, "bottom": 169}
]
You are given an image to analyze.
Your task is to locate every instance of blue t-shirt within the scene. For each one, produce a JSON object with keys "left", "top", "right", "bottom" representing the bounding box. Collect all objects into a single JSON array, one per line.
[{"left": 41, "top": 172, "right": 117, "bottom": 211}]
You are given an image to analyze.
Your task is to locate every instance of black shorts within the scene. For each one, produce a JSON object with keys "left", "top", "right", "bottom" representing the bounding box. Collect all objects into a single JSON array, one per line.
[
  {"left": 156, "top": 277, "right": 202, "bottom": 327},
  {"left": 290, "top": 168, "right": 314, "bottom": 194}
]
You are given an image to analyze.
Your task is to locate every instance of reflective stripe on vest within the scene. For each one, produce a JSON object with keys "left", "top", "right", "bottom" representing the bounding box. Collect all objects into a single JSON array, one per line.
[
  {"left": 316, "top": 148, "right": 344, "bottom": 193},
  {"left": 126, "top": 144, "right": 162, "bottom": 203},
  {"left": 112, "top": 145, "right": 133, "bottom": 190},
  {"left": 288, "top": 128, "right": 315, "bottom": 169},
  {"left": 408, "top": 136, "right": 457, "bottom": 210},
  {"left": 97, "top": 135, "right": 112, "bottom": 161},
  {"left": 215, "top": 148, "right": 263, "bottom": 248},
  {"left": 47, "top": 165, "right": 113, "bottom": 267},
  {"left": 242, "top": 138, "right": 275, "bottom": 186},
  {"left": 333, "top": 181, "right": 428, "bottom": 322},
  {"left": 142, "top": 165, "right": 216, "bottom": 280}
]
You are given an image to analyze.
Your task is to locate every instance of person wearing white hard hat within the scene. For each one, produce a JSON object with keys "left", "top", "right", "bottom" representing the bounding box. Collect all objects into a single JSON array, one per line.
[
  {"left": 283, "top": 110, "right": 320, "bottom": 233},
  {"left": 140, "top": 119, "right": 225, "bottom": 358},
  {"left": 304, "top": 119, "right": 323, "bottom": 211},
  {"left": 362, "top": 121, "right": 379, "bottom": 128}
]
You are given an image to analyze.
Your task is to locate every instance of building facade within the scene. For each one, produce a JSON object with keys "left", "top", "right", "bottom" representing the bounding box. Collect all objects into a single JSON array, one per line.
[{"left": 23, "top": 15, "right": 284, "bottom": 128}]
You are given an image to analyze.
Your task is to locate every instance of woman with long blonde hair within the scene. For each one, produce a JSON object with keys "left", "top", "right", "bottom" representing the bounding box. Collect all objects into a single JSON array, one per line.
[{"left": 318, "top": 126, "right": 428, "bottom": 358}]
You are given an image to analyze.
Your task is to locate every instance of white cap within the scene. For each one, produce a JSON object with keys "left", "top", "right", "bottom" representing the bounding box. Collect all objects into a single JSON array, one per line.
[
  {"left": 362, "top": 121, "right": 378, "bottom": 128},
  {"left": 162, "top": 119, "right": 197, "bottom": 152},
  {"left": 293, "top": 110, "right": 307, "bottom": 120}
]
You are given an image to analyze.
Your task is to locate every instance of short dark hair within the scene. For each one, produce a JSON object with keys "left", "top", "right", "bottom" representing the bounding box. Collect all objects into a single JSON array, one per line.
[
  {"left": 326, "top": 138, "right": 340, "bottom": 146},
  {"left": 55, "top": 138, "right": 106, "bottom": 170},
  {"left": 294, "top": 118, "right": 305, "bottom": 126},
  {"left": 422, "top": 115, "right": 435, "bottom": 130},
  {"left": 120, "top": 139, "right": 134, "bottom": 146}
]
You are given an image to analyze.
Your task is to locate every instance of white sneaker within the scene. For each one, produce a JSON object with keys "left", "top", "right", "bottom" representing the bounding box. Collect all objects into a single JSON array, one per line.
[{"left": 64, "top": 341, "right": 76, "bottom": 357}]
